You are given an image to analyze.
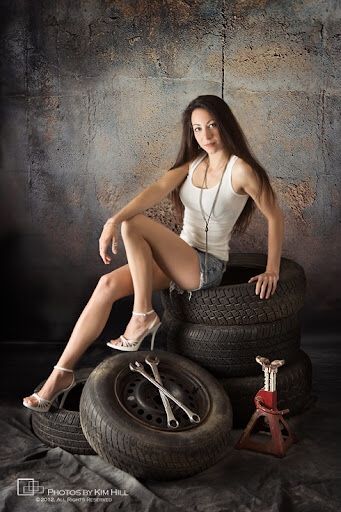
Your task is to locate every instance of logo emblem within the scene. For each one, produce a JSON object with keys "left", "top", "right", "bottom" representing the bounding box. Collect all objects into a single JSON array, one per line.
[{"left": 17, "top": 478, "right": 45, "bottom": 496}]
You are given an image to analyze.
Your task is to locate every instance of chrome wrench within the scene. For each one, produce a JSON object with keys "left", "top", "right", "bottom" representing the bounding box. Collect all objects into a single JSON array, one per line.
[
  {"left": 129, "top": 361, "right": 200, "bottom": 424},
  {"left": 145, "top": 354, "right": 179, "bottom": 429}
]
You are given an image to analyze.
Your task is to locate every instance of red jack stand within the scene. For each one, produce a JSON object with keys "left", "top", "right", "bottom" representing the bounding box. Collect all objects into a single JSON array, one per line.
[{"left": 235, "top": 389, "right": 298, "bottom": 457}]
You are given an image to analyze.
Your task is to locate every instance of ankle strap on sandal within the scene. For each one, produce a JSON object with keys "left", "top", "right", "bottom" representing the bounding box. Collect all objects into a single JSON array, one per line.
[
  {"left": 54, "top": 365, "right": 74, "bottom": 373},
  {"left": 132, "top": 309, "right": 155, "bottom": 317}
]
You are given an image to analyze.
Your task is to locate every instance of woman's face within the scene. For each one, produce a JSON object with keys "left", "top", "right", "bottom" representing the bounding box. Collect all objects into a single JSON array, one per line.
[{"left": 191, "top": 108, "right": 223, "bottom": 153}]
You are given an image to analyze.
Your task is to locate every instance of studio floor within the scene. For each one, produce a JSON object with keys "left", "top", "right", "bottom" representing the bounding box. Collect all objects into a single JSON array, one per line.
[{"left": 1, "top": 330, "right": 340, "bottom": 512}]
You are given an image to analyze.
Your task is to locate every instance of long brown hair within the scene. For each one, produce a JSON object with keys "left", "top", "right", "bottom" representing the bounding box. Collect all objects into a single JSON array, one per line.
[{"left": 168, "top": 94, "right": 276, "bottom": 233}]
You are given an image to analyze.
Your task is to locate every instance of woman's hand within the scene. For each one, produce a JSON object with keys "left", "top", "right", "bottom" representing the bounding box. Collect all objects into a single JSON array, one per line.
[
  {"left": 99, "top": 219, "right": 119, "bottom": 264},
  {"left": 248, "top": 271, "right": 279, "bottom": 299}
]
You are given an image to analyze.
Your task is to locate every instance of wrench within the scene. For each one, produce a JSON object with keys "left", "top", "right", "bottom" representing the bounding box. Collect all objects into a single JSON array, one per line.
[
  {"left": 145, "top": 354, "right": 179, "bottom": 429},
  {"left": 129, "top": 361, "right": 201, "bottom": 424}
]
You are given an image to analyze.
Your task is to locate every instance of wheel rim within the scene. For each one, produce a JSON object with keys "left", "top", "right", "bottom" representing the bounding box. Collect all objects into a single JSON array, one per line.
[{"left": 115, "top": 362, "right": 211, "bottom": 431}]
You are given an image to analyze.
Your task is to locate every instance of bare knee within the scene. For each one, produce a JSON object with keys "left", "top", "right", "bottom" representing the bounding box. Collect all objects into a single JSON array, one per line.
[
  {"left": 96, "top": 274, "right": 118, "bottom": 299},
  {"left": 97, "top": 269, "right": 133, "bottom": 301},
  {"left": 121, "top": 214, "right": 144, "bottom": 237}
]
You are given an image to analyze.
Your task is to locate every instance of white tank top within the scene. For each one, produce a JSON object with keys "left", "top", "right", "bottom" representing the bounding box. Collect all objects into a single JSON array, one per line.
[{"left": 179, "top": 152, "right": 249, "bottom": 262}]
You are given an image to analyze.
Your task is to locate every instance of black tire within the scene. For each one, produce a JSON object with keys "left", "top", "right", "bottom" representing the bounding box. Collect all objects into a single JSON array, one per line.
[
  {"left": 219, "top": 350, "right": 313, "bottom": 428},
  {"left": 163, "top": 311, "right": 302, "bottom": 377},
  {"left": 161, "top": 253, "right": 306, "bottom": 326},
  {"left": 31, "top": 367, "right": 96, "bottom": 455},
  {"left": 79, "top": 350, "right": 233, "bottom": 481}
]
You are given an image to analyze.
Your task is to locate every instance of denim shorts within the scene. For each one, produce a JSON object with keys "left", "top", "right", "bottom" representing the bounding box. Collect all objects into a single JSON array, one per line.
[{"left": 168, "top": 248, "right": 227, "bottom": 301}]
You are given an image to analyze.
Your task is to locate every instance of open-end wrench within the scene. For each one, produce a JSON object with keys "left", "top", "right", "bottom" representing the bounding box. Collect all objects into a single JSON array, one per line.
[
  {"left": 145, "top": 354, "right": 179, "bottom": 429},
  {"left": 129, "top": 361, "right": 200, "bottom": 424},
  {"left": 256, "top": 356, "right": 271, "bottom": 391}
]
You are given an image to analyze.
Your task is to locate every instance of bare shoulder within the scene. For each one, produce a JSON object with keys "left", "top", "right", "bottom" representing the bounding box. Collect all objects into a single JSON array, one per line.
[
  {"left": 173, "top": 161, "right": 191, "bottom": 172},
  {"left": 231, "top": 157, "right": 257, "bottom": 194},
  {"left": 233, "top": 157, "right": 255, "bottom": 179},
  {"left": 156, "top": 160, "right": 190, "bottom": 193},
  {"left": 160, "top": 153, "right": 202, "bottom": 182},
  {"left": 166, "top": 161, "right": 191, "bottom": 178}
]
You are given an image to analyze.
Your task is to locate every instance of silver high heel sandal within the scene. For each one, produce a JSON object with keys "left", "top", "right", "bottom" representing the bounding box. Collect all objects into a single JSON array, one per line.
[
  {"left": 22, "top": 365, "right": 76, "bottom": 413},
  {"left": 107, "top": 309, "right": 161, "bottom": 352}
]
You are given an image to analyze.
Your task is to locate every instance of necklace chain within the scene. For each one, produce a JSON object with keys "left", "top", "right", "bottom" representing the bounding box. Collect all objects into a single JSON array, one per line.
[{"left": 199, "top": 157, "right": 229, "bottom": 282}]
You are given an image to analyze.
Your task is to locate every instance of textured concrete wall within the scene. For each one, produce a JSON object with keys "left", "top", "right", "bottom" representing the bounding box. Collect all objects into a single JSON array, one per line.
[{"left": 1, "top": 0, "right": 340, "bottom": 340}]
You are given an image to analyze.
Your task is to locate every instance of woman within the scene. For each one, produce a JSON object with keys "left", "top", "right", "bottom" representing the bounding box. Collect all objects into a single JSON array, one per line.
[{"left": 23, "top": 94, "right": 284, "bottom": 412}]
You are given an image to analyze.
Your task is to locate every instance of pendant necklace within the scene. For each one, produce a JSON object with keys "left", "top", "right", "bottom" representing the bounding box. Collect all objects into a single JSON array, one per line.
[{"left": 199, "top": 156, "right": 229, "bottom": 283}]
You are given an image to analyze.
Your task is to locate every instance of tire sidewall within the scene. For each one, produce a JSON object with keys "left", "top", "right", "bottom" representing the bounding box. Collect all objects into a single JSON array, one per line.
[
  {"left": 80, "top": 351, "right": 232, "bottom": 449},
  {"left": 163, "top": 311, "right": 302, "bottom": 377},
  {"left": 31, "top": 367, "right": 96, "bottom": 454},
  {"left": 161, "top": 253, "right": 306, "bottom": 326}
]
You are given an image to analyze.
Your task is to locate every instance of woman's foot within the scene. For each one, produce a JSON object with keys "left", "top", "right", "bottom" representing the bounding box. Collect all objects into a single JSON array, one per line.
[
  {"left": 23, "top": 366, "right": 74, "bottom": 408},
  {"left": 109, "top": 310, "right": 160, "bottom": 347}
]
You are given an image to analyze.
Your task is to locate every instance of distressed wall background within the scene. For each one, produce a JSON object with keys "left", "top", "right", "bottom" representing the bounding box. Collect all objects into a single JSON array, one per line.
[{"left": 1, "top": 0, "right": 340, "bottom": 341}]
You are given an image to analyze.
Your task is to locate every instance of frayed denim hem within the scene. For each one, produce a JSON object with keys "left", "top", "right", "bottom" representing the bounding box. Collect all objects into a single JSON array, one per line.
[
  {"left": 167, "top": 249, "right": 227, "bottom": 302},
  {"left": 169, "top": 280, "right": 194, "bottom": 301}
]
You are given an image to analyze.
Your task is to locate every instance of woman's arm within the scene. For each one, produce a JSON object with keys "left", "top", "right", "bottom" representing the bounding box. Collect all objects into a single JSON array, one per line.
[
  {"left": 233, "top": 159, "right": 284, "bottom": 299},
  {"left": 99, "top": 163, "right": 189, "bottom": 264},
  {"left": 264, "top": 207, "right": 284, "bottom": 275},
  {"left": 108, "top": 163, "right": 189, "bottom": 225}
]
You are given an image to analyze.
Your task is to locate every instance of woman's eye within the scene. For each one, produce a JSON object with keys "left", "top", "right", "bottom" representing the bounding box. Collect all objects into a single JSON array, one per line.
[{"left": 193, "top": 123, "right": 215, "bottom": 132}]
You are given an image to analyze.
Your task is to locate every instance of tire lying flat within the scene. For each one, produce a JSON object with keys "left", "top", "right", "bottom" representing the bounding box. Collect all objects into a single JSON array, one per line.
[
  {"left": 161, "top": 253, "right": 306, "bottom": 326},
  {"left": 219, "top": 350, "right": 313, "bottom": 428},
  {"left": 79, "top": 350, "right": 233, "bottom": 481},
  {"left": 163, "top": 310, "right": 301, "bottom": 377},
  {"left": 31, "top": 367, "right": 96, "bottom": 455}
]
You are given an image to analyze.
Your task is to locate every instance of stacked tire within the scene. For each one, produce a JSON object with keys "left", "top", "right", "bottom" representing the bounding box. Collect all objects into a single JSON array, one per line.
[
  {"left": 161, "top": 253, "right": 313, "bottom": 428},
  {"left": 31, "top": 367, "right": 96, "bottom": 455},
  {"left": 79, "top": 351, "right": 233, "bottom": 481},
  {"left": 30, "top": 354, "right": 234, "bottom": 481}
]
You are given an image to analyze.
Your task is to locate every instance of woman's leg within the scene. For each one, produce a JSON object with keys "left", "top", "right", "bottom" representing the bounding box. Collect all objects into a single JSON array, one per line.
[
  {"left": 110, "top": 213, "right": 201, "bottom": 345},
  {"left": 23, "top": 260, "right": 171, "bottom": 406}
]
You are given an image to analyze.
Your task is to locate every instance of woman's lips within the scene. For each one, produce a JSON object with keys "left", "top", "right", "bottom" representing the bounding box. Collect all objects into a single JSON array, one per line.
[{"left": 204, "top": 142, "right": 215, "bottom": 148}]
